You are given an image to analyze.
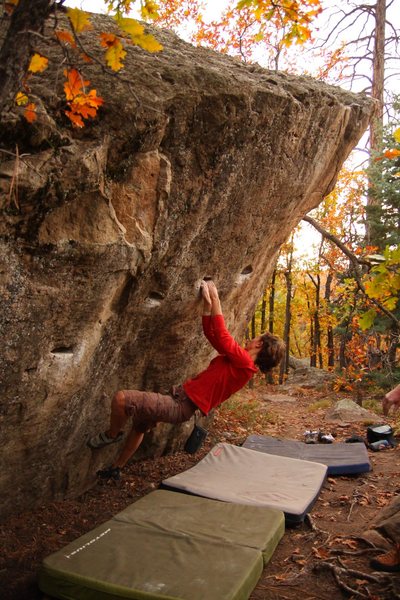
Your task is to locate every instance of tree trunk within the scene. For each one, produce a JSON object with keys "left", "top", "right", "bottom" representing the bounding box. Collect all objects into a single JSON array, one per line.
[
  {"left": 366, "top": 0, "right": 387, "bottom": 244},
  {"left": 325, "top": 272, "right": 335, "bottom": 368},
  {"left": 279, "top": 269, "right": 293, "bottom": 384},
  {"left": 260, "top": 292, "right": 267, "bottom": 333},
  {"left": 313, "top": 274, "right": 323, "bottom": 369},
  {"left": 339, "top": 333, "right": 348, "bottom": 369},
  {"left": 268, "top": 268, "right": 276, "bottom": 334},
  {"left": 387, "top": 324, "right": 399, "bottom": 370},
  {"left": 308, "top": 272, "right": 322, "bottom": 367},
  {"left": 310, "top": 316, "right": 315, "bottom": 367},
  {"left": 0, "top": 0, "right": 53, "bottom": 114}
]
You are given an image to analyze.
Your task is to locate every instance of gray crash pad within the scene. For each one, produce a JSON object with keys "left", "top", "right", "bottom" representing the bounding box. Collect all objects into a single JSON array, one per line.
[
  {"left": 242, "top": 434, "right": 371, "bottom": 475},
  {"left": 162, "top": 443, "right": 327, "bottom": 524}
]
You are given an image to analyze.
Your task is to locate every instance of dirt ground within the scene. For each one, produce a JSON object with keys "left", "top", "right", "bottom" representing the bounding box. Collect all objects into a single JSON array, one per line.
[{"left": 2, "top": 382, "right": 400, "bottom": 600}]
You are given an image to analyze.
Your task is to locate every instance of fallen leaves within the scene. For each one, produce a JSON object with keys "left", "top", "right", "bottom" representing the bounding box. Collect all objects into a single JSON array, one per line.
[{"left": 312, "top": 545, "right": 331, "bottom": 560}]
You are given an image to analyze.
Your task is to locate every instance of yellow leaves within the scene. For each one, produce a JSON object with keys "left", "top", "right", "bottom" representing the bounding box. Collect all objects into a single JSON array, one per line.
[
  {"left": 236, "top": 0, "right": 322, "bottom": 47},
  {"left": 63, "top": 69, "right": 103, "bottom": 128},
  {"left": 16, "top": 53, "right": 47, "bottom": 124},
  {"left": 393, "top": 127, "right": 400, "bottom": 143},
  {"left": 114, "top": 15, "right": 163, "bottom": 52},
  {"left": 138, "top": 32, "right": 164, "bottom": 53},
  {"left": 100, "top": 33, "right": 127, "bottom": 70},
  {"left": 15, "top": 91, "right": 28, "bottom": 106},
  {"left": 141, "top": 0, "right": 160, "bottom": 20},
  {"left": 28, "top": 53, "right": 48, "bottom": 73},
  {"left": 15, "top": 0, "right": 159, "bottom": 129},
  {"left": 67, "top": 7, "right": 93, "bottom": 34}
]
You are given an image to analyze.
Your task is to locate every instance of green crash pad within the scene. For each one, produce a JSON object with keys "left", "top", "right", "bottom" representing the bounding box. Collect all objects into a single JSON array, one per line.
[
  {"left": 38, "top": 490, "right": 284, "bottom": 600},
  {"left": 114, "top": 490, "right": 284, "bottom": 565}
]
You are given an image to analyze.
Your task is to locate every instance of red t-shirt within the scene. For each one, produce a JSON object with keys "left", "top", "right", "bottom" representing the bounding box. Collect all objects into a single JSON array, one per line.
[{"left": 183, "top": 315, "right": 258, "bottom": 415}]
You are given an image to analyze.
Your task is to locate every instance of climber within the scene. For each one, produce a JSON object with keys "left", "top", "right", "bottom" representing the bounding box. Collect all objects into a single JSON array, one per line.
[
  {"left": 88, "top": 278, "right": 285, "bottom": 480},
  {"left": 382, "top": 383, "right": 400, "bottom": 416}
]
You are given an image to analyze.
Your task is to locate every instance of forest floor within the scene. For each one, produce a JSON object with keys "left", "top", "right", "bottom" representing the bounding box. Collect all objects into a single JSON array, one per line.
[{"left": 2, "top": 379, "right": 400, "bottom": 600}]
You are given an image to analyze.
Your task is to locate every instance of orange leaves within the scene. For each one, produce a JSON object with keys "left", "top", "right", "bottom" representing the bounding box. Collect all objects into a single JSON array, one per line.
[
  {"left": 63, "top": 69, "right": 103, "bottom": 128},
  {"left": 15, "top": 91, "right": 36, "bottom": 122},
  {"left": 55, "top": 30, "right": 77, "bottom": 48},
  {"left": 384, "top": 148, "right": 400, "bottom": 159},
  {"left": 312, "top": 545, "right": 330, "bottom": 560},
  {"left": 15, "top": 52, "right": 48, "bottom": 122},
  {"left": 4, "top": 0, "right": 18, "bottom": 15},
  {"left": 24, "top": 103, "right": 37, "bottom": 123},
  {"left": 236, "top": 0, "right": 322, "bottom": 47},
  {"left": 64, "top": 69, "right": 89, "bottom": 102}
]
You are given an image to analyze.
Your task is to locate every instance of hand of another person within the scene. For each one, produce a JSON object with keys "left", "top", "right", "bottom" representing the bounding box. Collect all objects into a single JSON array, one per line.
[{"left": 382, "top": 384, "right": 400, "bottom": 416}]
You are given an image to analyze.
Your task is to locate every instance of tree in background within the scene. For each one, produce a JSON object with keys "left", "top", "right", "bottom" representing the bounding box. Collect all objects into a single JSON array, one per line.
[
  {"left": 314, "top": 0, "right": 398, "bottom": 245},
  {"left": 366, "top": 98, "right": 400, "bottom": 249}
]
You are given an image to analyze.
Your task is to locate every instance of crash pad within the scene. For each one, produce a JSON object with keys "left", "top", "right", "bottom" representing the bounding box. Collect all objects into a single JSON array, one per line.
[
  {"left": 242, "top": 434, "right": 371, "bottom": 476},
  {"left": 162, "top": 443, "right": 327, "bottom": 524},
  {"left": 38, "top": 489, "right": 285, "bottom": 600}
]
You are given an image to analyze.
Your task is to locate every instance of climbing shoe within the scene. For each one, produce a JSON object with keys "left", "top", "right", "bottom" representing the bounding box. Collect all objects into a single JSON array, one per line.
[
  {"left": 96, "top": 466, "right": 121, "bottom": 481},
  {"left": 87, "top": 431, "right": 123, "bottom": 449},
  {"left": 371, "top": 544, "right": 400, "bottom": 572}
]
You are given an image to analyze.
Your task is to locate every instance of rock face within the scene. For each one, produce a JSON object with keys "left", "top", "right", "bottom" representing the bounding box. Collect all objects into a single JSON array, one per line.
[{"left": 0, "top": 12, "right": 374, "bottom": 518}]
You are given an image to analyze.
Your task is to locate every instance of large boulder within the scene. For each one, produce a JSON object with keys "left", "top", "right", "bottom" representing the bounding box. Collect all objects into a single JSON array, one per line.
[
  {"left": 325, "top": 399, "right": 382, "bottom": 424},
  {"left": 0, "top": 11, "right": 374, "bottom": 517}
]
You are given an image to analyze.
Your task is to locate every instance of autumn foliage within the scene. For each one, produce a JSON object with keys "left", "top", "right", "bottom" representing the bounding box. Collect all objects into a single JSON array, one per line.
[
  {"left": 8, "top": 0, "right": 163, "bottom": 126},
  {"left": 6, "top": 0, "right": 323, "bottom": 127}
]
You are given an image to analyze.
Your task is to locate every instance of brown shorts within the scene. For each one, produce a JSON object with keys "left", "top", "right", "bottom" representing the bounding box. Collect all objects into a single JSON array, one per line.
[{"left": 122, "top": 385, "right": 197, "bottom": 433}]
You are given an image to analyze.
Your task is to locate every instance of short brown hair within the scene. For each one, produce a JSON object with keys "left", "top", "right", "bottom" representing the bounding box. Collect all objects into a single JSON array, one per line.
[{"left": 254, "top": 332, "right": 285, "bottom": 373}]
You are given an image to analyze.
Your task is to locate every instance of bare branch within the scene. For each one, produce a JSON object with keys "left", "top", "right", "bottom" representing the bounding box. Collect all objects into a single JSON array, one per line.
[{"left": 303, "top": 215, "right": 400, "bottom": 327}]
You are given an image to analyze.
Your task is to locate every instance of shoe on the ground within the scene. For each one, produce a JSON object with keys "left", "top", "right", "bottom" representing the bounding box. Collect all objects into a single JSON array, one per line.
[
  {"left": 371, "top": 544, "right": 400, "bottom": 572},
  {"left": 304, "top": 430, "right": 319, "bottom": 444},
  {"left": 318, "top": 432, "right": 334, "bottom": 443},
  {"left": 368, "top": 439, "right": 391, "bottom": 451},
  {"left": 345, "top": 435, "right": 366, "bottom": 445},
  {"left": 87, "top": 431, "right": 123, "bottom": 449},
  {"left": 96, "top": 466, "right": 121, "bottom": 480}
]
